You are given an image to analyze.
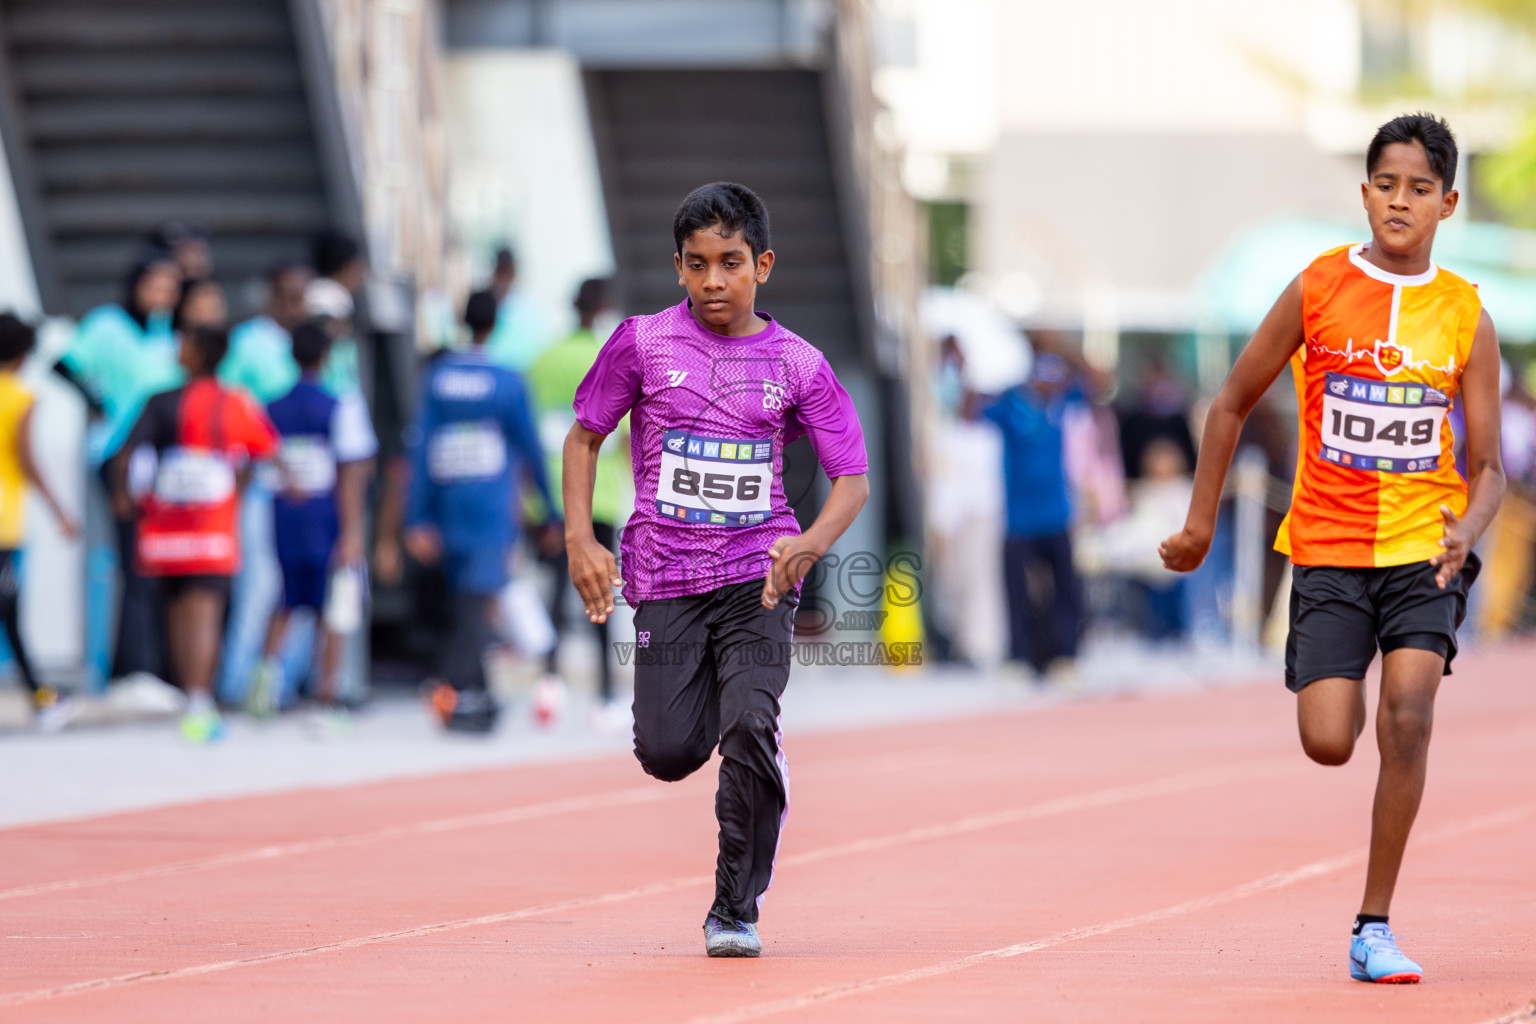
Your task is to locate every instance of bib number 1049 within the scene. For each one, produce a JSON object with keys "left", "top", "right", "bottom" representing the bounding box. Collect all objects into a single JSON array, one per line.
[
  {"left": 1318, "top": 371, "right": 1448, "bottom": 474},
  {"left": 1327, "top": 410, "right": 1433, "bottom": 447}
]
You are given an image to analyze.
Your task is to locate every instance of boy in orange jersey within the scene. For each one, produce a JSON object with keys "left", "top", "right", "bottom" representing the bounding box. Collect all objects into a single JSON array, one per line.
[{"left": 1161, "top": 114, "right": 1502, "bottom": 984}]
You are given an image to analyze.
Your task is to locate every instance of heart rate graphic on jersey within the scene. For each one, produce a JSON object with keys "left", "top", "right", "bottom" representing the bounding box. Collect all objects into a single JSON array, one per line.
[{"left": 655, "top": 428, "right": 774, "bottom": 526}]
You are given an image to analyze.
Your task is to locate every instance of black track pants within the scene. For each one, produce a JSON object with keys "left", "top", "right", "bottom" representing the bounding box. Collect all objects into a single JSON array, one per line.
[
  {"left": 630, "top": 578, "right": 795, "bottom": 924},
  {"left": 0, "top": 550, "right": 36, "bottom": 693}
]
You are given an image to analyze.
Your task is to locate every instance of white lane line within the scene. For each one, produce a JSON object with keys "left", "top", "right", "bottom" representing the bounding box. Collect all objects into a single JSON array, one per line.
[
  {"left": 1473, "top": 1003, "right": 1536, "bottom": 1024},
  {"left": 0, "top": 871, "right": 716, "bottom": 1007},
  {"left": 0, "top": 760, "right": 1291, "bottom": 1007},
  {"left": 0, "top": 786, "right": 682, "bottom": 904},
  {"left": 779, "top": 760, "right": 1295, "bottom": 870},
  {"left": 0, "top": 745, "right": 963, "bottom": 905},
  {"left": 687, "top": 805, "right": 1535, "bottom": 1024}
]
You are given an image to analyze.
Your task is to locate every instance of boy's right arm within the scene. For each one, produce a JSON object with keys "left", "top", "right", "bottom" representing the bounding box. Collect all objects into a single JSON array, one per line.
[
  {"left": 1160, "top": 274, "right": 1305, "bottom": 571},
  {"left": 564, "top": 423, "right": 621, "bottom": 624}
]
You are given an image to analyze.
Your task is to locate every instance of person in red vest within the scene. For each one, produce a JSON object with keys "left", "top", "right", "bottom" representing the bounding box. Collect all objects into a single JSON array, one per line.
[{"left": 113, "top": 324, "right": 279, "bottom": 743}]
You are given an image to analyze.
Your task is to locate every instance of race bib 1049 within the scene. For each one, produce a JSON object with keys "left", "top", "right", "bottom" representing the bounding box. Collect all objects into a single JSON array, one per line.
[
  {"left": 654, "top": 429, "right": 774, "bottom": 526},
  {"left": 1317, "top": 371, "right": 1450, "bottom": 474}
]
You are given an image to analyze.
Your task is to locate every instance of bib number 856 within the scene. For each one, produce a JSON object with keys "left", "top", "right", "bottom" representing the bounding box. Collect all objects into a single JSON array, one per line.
[
  {"left": 671, "top": 467, "right": 761, "bottom": 501},
  {"left": 1329, "top": 410, "right": 1433, "bottom": 446}
]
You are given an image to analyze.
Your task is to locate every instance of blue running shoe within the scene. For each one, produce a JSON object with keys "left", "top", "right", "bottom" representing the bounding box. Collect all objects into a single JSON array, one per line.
[
  {"left": 703, "top": 914, "right": 761, "bottom": 958},
  {"left": 1349, "top": 922, "right": 1422, "bottom": 983}
]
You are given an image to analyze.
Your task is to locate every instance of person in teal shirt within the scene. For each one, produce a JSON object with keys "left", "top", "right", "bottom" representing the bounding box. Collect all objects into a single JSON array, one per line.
[
  {"left": 526, "top": 277, "right": 626, "bottom": 715},
  {"left": 56, "top": 251, "right": 183, "bottom": 466},
  {"left": 220, "top": 263, "right": 311, "bottom": 405}
]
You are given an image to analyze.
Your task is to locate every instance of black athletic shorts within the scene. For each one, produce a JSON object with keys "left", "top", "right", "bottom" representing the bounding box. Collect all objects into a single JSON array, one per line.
[
  {"left": 1284, "top": 552, "right": 1479, "bottom": 692},
  {"left": 158, "top": 574, "right": 234, "bottom": 603}
]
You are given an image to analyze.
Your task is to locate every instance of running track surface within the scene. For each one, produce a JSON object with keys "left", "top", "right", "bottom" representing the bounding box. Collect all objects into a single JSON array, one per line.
[{"left": 3, "top": 647, "right": 1535, "bottom": 1023}]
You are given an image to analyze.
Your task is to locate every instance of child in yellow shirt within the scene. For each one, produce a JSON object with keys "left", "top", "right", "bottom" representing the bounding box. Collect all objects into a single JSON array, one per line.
[{"left": 0, "top": 314, "right": 79, "bottom": 720}]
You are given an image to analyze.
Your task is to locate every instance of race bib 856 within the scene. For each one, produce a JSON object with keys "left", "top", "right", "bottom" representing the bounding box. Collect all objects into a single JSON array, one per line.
[
  {"left": 1317, "top": 371, "right": 1450, "bottom": 474},
  {"left": 655, "top": 429, "right": 774, "bottom": 526}
]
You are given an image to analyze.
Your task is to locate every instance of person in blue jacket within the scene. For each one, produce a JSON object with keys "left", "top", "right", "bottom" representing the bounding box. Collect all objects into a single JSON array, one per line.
[{"left": 403, "top": 290, "right": 558, "bottom": 731}]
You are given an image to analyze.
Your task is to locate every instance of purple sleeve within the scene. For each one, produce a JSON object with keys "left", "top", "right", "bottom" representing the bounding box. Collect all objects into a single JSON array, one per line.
[
  {"left": 572, "top": 319, "right": 641, "bottom": 435},
  {"left": 794, "top": 359, "right": 868, "bottom": 478}
]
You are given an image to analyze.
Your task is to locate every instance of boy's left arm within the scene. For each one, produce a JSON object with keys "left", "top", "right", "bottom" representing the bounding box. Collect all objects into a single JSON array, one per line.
[
  {"left": 763, "top": 360, "right": 870, "bottom": 609},
  {"left": 764, "top": 473, "right": 869, "bottom": 609},
  {"left": 1434, "top": 309, "right": 1504, "bottom": 588}
]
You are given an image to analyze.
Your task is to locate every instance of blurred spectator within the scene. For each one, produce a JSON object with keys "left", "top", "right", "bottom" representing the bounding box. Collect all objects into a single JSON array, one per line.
[
  {"left": 527, "top": 277, "right": 623, "bottom": 720},
  {"left": 971, "top": 345, "right": 1097, "bottom": 676},
  {"left": 150, "top": 222, "right": 214, "bottom": 282},
  {"left": 248, "top": 322, "right": 377, "bottom": 723},
  {"left": 485, "top": 248, "right": 553, "bottom": 373},
  {"left": 216, "top": 263, "right": 317, "bottom": 704},
  {"left": 1101, "top": 439, "right": 1195, "bottom": 642},
  {"left": 307, "top": 230, "right": 367, "bottom": 397},
  {"left": 1117, "top": 357, "right": 1197, "bottom": 483},
  {"left": 113, "top": 325, "right": 278, "bottom": 743},
  {"left": 403, "top": 289, "right": 556, "bottom": 732},
  {"left": 0, "top": 314, "right": 80, "bottom": 727},
  {"left": 54, "top": 249, "right": 182, "bottom": 683},
  {"left": 934, "top": 334, "right": 965, "bottom": 419},
  {"left": 221, "top": 264, "right": 313, "bottom": 403},
  {"left": 1479, "top": 361, "right": 1536, "bottom": 638},
  {"left": 175, "top": 278, "right": 228, "bottom": 332}
]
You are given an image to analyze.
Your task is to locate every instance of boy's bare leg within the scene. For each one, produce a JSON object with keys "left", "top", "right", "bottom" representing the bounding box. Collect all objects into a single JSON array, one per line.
[
  {"left": 261, "top": 608, "right": 290, "bottom": 663},
  {"left": 316, "top": 629, "right": 339, "bottom": 704},
  {"left": 1296, "top": 675, "right": 1368, "bottom": 766},
  {"left": 1360, "top": 647, "right": 1442, "bottom": 916},
  {"left": 167, "top": 588, "right": 227, "bottom": 698}
]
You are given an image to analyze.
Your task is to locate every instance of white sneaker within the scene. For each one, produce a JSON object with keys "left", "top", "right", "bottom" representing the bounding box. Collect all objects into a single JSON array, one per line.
[
  {"left": 532, "top": 675, "right": 567, "bottom": 728},
  {"left": 34, "top": 695, "right": 83, "bottom": 733}
]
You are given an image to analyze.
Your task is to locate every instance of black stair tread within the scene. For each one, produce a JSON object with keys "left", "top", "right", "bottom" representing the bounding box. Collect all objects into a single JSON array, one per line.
[
  {"left": 597, "top": 72, "right": 824, "bottom": 122},
  {"left": 15, "top": 50, "right": 303, "bottom": 98},
  {"left": 6, "top": 7, "right": 289, "bottom": 49},
  {"left": 616, "top": 157, "right": 835, "bottom": 195},
  {"left": 48, "top": 192, "right": 329, "bottom": 234},
  {"left": 37, "top": 145, "right": 323, "bottom": 191},
  {"left": 27, "top": 97, "right": 312, "bottom": 142},
  {"left": 607, "top": 123, "right": 829, "bottom": 161},
  {"left": 53, "top": 234, "right": 319, "bottom": 279}
]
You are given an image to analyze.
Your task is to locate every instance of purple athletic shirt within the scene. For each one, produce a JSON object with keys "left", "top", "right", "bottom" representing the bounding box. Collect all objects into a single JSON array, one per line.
[{"left": 573, "top": 300, "right": 868, "bottom": 602}]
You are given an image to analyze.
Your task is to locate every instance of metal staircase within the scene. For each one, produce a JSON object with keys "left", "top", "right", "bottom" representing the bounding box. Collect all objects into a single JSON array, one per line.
[
  {"left": 0, "top": 0, "right": 343, "bottom": 317},
  {"left": 585, "top": 69, "right": 862, "bottom": 368}
]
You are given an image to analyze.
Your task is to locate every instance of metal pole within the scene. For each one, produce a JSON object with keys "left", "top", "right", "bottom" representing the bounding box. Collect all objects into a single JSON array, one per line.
[{"left": 1232, "top": 445, "right": 1266, "bottom": 657}]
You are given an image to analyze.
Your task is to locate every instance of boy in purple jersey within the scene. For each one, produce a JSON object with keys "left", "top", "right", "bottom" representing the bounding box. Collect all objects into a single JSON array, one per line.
[{"left": 565, "top": 182, "right": 870, "bottom": 957}]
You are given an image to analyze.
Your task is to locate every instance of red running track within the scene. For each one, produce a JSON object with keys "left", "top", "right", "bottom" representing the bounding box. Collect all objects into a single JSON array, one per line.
[{"left": 2, "top": 646, "right": 1535, "bottom": 1023}]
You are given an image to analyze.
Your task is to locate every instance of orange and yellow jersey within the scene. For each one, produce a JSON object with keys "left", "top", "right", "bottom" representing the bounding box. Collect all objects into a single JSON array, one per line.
[{"left": 1275, "top": 242, "right": 1479, "bottom": 568}]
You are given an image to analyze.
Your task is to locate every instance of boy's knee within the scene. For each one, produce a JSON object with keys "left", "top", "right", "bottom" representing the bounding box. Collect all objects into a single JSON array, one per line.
[
  {"left": 1300, "top": 729, "right": 1355, "bottom": 766},
  {"left": 718, "top": 708, "right": 779, "bottom": 765},
  {"left": 1381, "top": 700, "right": 1433, "bottom": 756},
  {"left": 634, "top": 738, "right": 711, "bottom": 782}
]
